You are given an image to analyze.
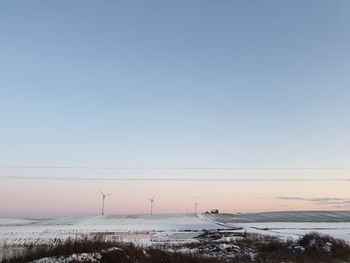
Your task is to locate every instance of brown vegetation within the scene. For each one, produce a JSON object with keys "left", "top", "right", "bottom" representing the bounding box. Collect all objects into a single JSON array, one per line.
[{"left": 2, "top": 232, "right": 350, "bottom": 263}]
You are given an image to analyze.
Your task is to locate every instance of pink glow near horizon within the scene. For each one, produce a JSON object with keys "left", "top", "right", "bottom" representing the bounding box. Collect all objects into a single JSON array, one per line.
[{"left": 1, "top": 178, "right": 349, "bottom": 217}]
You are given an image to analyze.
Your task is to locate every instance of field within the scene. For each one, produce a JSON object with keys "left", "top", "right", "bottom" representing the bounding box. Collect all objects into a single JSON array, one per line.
[{"left": 1, "top": 211, "right": 350, "bottom": 262}]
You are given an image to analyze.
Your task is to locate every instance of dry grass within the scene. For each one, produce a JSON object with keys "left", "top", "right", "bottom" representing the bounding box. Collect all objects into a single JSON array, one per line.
[
  {"left": 1, "top": 235, "right": 221, "bottom": 263},
  {"left": 2, "top": 232, "right": 350, "bottom": 263}
]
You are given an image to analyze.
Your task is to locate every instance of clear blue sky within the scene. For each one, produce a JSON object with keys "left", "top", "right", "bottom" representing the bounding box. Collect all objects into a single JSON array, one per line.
[
  {"left": 1, "top": 0, "right": 350, "bottom": 169},
  {"left": 1, "top": 1, "right": 350, "bottom": 216}
]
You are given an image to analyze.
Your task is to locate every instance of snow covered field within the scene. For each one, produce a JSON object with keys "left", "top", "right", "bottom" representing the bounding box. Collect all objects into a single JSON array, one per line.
[
  {"left": 0, "top": 214, "right": 220, "bottom": 245},
  {"left": 206, "top": 211, "right": 350, "bottom": 242},
  {"left": 1, "top": 212, "right": 350, "bottom": 261}
]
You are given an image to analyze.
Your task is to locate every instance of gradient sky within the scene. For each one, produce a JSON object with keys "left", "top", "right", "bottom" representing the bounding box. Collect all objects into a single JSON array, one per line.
[{"left": 0, "top": 1, "right": 350, "bottom": 216}]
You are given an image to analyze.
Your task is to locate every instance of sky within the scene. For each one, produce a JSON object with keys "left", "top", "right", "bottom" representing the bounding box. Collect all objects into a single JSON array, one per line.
[{"left": 0, "top": 1, "right": 350, "bottom": 216}]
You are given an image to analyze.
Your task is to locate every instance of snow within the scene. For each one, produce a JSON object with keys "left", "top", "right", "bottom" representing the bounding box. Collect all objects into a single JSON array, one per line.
[
  {"left": 0, "top": 214, "right": 221, "bottom": 252},
  {"left": 0, "top": 214, "right": 220, "bottom": 245},
  {"left": 1, "top": 213, "right": 350, "bottom": 245},
  {"left": 31, "top": 253, "right": 101, "bottom": 263},
  {"left": 205, "top": 211, "right": 350, "bottom": 223},
  {"left": 1, "top": 212, "right": 350, "bottom": 261},
  {"left": 0, "top": 218, "right": 40, "bottom": 226},
  {"left": 229, "top": 222, "right": 350, "bottom": 241}
]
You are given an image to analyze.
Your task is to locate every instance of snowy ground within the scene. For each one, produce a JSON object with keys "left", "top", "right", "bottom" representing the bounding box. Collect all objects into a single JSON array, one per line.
[
  {"left": 230, "top": 222, "right": 350, "bottom": 241},
  {"left": 0, "top": 214, "right": 220, "bottom": 246},
  {"left": 206, "top": 211, "right": 350, "bottom": 242},
  {"left": 1, "top": 212, "right": 350, "bottom": 261}
]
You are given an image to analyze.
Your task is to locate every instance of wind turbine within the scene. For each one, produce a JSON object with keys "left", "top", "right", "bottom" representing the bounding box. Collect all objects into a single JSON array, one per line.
[
  {"left": 194, "top": 202, "right": 199, "bottom": 214},
  {"left": 190, "top": 196, "right": 200, "bottom": 214},
  {"left": 148, "top": 194, "right": 156, "bottom": 215},
  {"left": 99, "top": 189, "right": 112, "bottom": 216}
]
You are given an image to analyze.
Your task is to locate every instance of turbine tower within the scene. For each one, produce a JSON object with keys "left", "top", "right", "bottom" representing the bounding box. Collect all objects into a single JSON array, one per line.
[
  {"left": 194, "top": 202, "right": 199, "bottom": 214},
  {"left": 148, "top": 194, "right": 156, "bottom": 215},
  {"left": 190, "top": 196, "right": 200, "bottom": 214},
  {"left": 99, "top": 189, "right": 111, "bottom": 216}
]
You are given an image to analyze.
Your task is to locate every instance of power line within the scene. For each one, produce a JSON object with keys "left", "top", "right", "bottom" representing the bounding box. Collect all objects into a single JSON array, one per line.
[
  {"left": 0, "top": 176, "right": 349, "bottom": 181},
  {"left": 0, "top": 166, "right": 350, "bottom": 170}
]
